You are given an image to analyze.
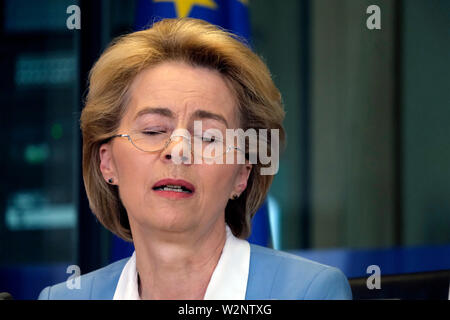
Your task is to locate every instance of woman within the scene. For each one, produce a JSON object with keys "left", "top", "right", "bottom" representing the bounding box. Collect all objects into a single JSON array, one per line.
[{"left": 38, "top": 18, "right": 352, "bottom": 300}]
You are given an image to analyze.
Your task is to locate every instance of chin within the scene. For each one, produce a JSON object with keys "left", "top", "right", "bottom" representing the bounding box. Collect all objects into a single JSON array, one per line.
[{"left": 146, "top": 210, "right": 196, "bottom": 233}]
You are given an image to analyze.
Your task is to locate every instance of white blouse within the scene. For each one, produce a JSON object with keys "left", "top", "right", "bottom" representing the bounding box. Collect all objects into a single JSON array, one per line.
[{"left": 113, "top": 225, "right": 250, "bottom": 300}]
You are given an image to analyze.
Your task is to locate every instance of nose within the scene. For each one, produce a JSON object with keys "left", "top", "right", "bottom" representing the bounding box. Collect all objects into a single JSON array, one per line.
[{"left": 160, "top": 135, "right": 192, "bottom": 165}]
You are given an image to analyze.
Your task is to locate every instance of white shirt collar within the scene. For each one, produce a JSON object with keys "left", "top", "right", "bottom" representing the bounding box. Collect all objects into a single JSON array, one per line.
[
  {"left": 112, "top": 250, "right": 140, "bottom": 300},
  {"left": 113, "top": 225, "right": 250, "bottom": 300}
]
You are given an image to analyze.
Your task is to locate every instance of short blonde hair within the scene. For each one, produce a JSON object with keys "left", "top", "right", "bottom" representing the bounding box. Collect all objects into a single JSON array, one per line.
[{"left": 80, "top": 18, "right": 285, "bottom": 241}]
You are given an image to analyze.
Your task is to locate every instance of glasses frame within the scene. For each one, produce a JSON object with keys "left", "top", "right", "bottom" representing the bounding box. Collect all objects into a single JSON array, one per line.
[{"left": 109, "top": 131, "right": 245, "bottom": 159}]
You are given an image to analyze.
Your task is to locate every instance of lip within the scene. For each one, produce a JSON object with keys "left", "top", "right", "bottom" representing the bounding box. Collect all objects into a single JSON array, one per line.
[{"left": 152, "top": 178, "right": 195, "bottom": 199}]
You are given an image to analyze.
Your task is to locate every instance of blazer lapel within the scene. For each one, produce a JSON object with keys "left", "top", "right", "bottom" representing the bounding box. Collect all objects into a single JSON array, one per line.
[
  {"left": 89, "top": 258, "right": 128, "bottom": 300},
  {"left": 245, "top": 244, "right": 276, "bottom": 299}
]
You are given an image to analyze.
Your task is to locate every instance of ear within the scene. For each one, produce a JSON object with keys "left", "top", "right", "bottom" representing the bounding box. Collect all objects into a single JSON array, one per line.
[
  {"left": 231, "top": 163, "right": 252, "bottom": 198},
  {"left": 99, "top": 143, "right": 117, "bottom": 184}
]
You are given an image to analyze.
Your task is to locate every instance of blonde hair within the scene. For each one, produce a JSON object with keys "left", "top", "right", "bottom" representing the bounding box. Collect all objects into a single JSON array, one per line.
[{"left": 80, "top": 18, "right": 285, "bottom": 241}]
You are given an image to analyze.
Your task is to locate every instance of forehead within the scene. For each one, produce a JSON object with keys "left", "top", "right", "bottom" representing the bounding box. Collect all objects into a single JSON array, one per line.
[{"left": 123, "top": 61, "right": 239, "bottom": 127}]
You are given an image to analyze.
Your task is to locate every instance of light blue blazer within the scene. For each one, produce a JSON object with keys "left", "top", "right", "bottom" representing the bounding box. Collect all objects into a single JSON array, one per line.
[{"left": 38, "top": 244, "right": 352, "bottom": 300}]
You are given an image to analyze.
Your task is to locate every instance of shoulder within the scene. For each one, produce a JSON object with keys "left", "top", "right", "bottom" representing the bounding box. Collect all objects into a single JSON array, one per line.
[
  {"left": 247, "top": 244, "right": 352, "bottom": 300},
  {"left": 37, "top": 257, "right": 129, "bottom": 300}
]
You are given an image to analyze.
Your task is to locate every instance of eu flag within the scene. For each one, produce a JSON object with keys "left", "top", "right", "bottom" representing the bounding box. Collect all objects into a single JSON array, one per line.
[
  {"left": 110, "top": 0, "right": 273, "bottom": 263},
  {"left": 135, "top": 0, "right": 250, "bottom": 40}
]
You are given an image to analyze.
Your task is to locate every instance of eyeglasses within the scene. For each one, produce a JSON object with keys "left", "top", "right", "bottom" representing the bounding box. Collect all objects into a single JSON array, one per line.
[{"left": 109, "top": 130, "right": 245, "bottom": 160}]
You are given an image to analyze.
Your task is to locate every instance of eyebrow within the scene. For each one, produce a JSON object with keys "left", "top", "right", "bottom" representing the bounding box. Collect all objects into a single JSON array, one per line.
[
  {"left": 191, "top": 109, "right": 229, "bottom": 127},
  {"left": 134, "top": 107, "right": 175, "bottom": 120},
  {"left": 134, "top": 107, "right": 229, "bottom": 127}
]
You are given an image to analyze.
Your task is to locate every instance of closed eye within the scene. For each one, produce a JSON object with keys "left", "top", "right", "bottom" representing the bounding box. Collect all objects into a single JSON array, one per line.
[
  {"left": 203, "top": 136, "right": 216, "bottom": 142},
  {"left": 142, "top": 130, "right": 166, "bottom": 135},
  {"left": 196, "top": 135, "right": 221, "bottom": 143}
]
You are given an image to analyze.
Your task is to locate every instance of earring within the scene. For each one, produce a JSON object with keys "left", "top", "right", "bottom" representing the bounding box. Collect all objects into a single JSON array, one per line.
[
  {"left": 232, "top": 194, "right": 239, "bottom": 200},
  {"left": 107, "top": 178, "right": 114, "bottom": 184}
]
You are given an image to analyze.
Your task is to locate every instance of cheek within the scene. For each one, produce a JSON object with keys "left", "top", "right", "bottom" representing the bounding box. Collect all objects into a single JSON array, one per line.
[
  {"left": 200, "top": 164, "right": 237, "bottom": 195},
  {"left": 114, "top": 150, "right": 153, "bottom": 196}
]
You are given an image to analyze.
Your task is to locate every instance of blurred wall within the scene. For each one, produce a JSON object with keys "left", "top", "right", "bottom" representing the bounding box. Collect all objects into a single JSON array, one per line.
[
  {"left": 402, "top": 0, "right": 450, "bottom": 246},
  {"left": 310, "top": 0, "right": 397, "bottom": 248},
  {"left": 249, "top": 0, "right": 307, "bottom": 249},
  {"left": 250, "top": 0, "right": 450, "bottom": 249}
]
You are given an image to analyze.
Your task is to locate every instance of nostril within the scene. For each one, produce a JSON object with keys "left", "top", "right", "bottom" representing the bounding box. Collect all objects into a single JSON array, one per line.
[{"left": 165, "top": 154, "right": 172, "bottom": 160}]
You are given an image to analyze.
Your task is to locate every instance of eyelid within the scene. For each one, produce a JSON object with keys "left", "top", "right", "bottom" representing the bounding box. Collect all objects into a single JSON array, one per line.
[
  {"left": 195, "top": 133, "right": 223, "bottom": 142},
  {"left": 141, "top": 126, "right": 169, "bottom": 132},
  {"left": 142, "top": 130, "right": 166, "bottom": 136},
  {"left": 143, "top": 129, "right": 166, "bottom": 133}
]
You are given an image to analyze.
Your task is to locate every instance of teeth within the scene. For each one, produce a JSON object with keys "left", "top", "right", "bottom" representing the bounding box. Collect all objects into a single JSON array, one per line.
[
  {"left": 154, "top": 184, "right": 192, "bottom": 193},
  {"left": 157, "top": 185, "right": 190, "bottom": 193},
  {"left": 163, "top": 187, "right": 183, "bottom": 192}
]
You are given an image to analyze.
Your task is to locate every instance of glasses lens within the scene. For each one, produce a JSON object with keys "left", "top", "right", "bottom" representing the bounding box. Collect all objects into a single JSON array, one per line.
[{"left": 130, "top": 131, "right": 171, "bottom": 152}]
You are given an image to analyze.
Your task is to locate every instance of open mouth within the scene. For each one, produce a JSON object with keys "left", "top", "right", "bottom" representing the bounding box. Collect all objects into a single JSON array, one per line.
[
  {"left": 152, "top": 185, "right": 193, "bottom": 194},
  {"left": 152, "top": 179, "right": 195, "bottom": 195}
]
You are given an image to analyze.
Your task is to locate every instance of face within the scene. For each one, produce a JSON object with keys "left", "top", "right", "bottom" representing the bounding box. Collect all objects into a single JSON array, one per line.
[{"left": 99, "top": 61, "right": 252, "bottom": 236}]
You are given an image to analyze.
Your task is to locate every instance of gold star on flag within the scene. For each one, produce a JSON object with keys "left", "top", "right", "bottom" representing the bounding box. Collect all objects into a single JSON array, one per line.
[{"left": 153, "top": 0, "right": 218, "bottom": 18}]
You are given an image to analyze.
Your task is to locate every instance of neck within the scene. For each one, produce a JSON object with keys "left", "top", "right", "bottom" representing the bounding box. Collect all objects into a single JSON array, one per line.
[{"left": 132, "top": 220, "right": 227, "bottom": 300}]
